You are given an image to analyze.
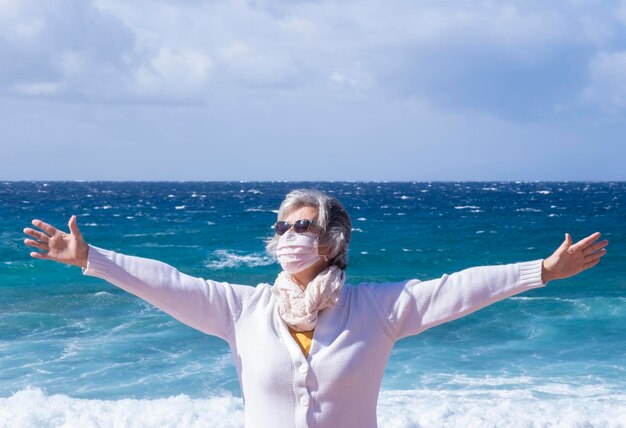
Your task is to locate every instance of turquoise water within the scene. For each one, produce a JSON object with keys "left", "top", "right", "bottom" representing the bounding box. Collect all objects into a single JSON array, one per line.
[{"left": 1, "top": 181, "right": 625, "bottom": 426}]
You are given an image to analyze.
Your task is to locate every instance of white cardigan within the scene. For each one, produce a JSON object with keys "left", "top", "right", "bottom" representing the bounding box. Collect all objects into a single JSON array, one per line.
[{"left": 83, "top": 245, "right": 546, "bottom": 428}]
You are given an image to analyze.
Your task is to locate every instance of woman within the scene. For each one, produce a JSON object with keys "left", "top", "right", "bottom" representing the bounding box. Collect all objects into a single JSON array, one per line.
[{"left": 23, "top": 188, "right": 608, "bottom": 428}]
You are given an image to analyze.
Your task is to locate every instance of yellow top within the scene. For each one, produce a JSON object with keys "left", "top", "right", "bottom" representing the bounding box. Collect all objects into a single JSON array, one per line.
[{"left": 288, "top": 327, "right": 314, "bottom": 357}]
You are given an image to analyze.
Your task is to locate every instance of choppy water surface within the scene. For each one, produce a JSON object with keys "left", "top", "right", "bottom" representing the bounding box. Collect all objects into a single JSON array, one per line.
[{"left": 1, "top": 181, "right": 624, "bottom": 427}]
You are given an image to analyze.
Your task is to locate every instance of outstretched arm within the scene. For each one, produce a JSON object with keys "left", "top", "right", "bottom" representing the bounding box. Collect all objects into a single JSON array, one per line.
[
  {"left": 366, "top": 232, "right": 608, "bottom": 340},
  {"left": 23, "top": 216, "right": 253, "bottom": 341}
]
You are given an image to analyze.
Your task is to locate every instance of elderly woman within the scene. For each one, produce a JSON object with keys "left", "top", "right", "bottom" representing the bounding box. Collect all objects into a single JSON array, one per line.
[{"left": 23, "top": 189, "right": 607, "bottom": 428}]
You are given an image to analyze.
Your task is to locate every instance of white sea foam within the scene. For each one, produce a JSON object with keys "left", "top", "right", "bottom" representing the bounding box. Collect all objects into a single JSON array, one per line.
[
  {"left": 93, "top": 292, "right": 112, "bottom": 298},
  {"left": 454, "top": 205, "right": 480, "bottom": 210},
  {"left": 205, "top": 250, "right": 273, "bottom": 270},
  {"left": 0, "top": 388, "right": 244, "bottom": 428},
  {"left": 2, "top": 387, "right": 626, "bottom": 428},
  {"left": 376, "top": 388, "right": 626, "bottom": 428},
  {"left": 244, "top": 207, "right": 276, "bottom": 214}
]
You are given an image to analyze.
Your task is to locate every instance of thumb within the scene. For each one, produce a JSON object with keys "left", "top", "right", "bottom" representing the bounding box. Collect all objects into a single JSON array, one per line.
[
  {"left": 68, "top": 215, "right": 82, "bottom": 237},
  {"left": 560, "top": 233, "right": 572, "bottom": 250}
]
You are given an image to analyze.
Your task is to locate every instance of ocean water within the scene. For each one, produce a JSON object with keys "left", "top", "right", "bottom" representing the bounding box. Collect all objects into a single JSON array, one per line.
[{"left": 1, "top": 181, "right": 625, "bottom": 427}]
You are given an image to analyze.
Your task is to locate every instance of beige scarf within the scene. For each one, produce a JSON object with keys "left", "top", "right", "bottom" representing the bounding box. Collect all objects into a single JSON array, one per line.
[{"left": 272, "top": 265, "right": 345, "bottom": 332}]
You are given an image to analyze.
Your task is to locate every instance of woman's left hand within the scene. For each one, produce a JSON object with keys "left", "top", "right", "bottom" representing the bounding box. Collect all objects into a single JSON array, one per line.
[{"left": 541, "top": 232, "right": 608, "bottom": 283}]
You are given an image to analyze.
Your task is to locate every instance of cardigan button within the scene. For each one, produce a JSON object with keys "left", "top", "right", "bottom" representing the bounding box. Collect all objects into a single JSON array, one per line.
[
  {"left": 300, "top": 395, "right": 310, "bottom": 407},
  {"left": 298, "top": 364, "right": 308, "bottom": 374}
]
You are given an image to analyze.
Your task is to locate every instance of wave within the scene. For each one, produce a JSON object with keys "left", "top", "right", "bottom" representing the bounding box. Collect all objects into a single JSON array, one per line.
[
  {"left": 0, "top": 388, "right": 243, "bottom": 428},
  {"left": 516, "top": 208, "right": 542, "bottom": 212},
  {"left": 135, "top": 243, "right": 202, "bottom": 249},
  {"left": 2, "top": 387, "right": 625, "bottom": 428},
  {"left": 376, "top": 388, "right": 626, "bottom": 428},
  {"left": 205, "top": 250, "right": 274, "bottom": 270},
  {"left": 1, "top": 261, "right": 35, "bottom": 270},
  {"left": 244, "top": 208, "right": 278, "bottom": 214}
]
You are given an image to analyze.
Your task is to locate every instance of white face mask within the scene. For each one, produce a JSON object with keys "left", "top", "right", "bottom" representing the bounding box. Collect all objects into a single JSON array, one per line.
[{"left": 276, "top": 231, "right": 323, "bottom": 274}]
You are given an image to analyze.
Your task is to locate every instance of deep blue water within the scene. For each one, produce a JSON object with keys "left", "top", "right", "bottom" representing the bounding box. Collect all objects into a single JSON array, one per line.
[{"left": 1, "top": 181, "right": 625, "bottom": 426}]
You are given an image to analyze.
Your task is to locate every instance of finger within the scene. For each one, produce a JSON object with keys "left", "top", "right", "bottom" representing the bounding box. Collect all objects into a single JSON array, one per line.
[
  {"left": 584, "top": 248, "right": 607, "bottom": 263},
  {"left": 583, "top": 258, "right": 600, "bottom": 270},
  {"left": 559, "top": 233, "right": 573, "bottom": 251},
  {"left": 570, "top": 232, "right": 601, "bottom": 252},
  {"left": 23, "top": 227, "right": 50, "bottom": 242},
  {"left": 32, "top": 219, "right": 59, "bottom": 236},
  {"left": 24, "top": 238, "right": 49, "bottom": 251},
  {"left": 68, "top": 215, "right": 82, "bottom": 237},
  {"left": 578, "top": 231, "right": 602, "bottom": 247},
  {"left": 583, "top": 240, "right": 609, "bottom": 256},
  {"left": 30, "top": 251, "right": 51, "bottom": 260}
]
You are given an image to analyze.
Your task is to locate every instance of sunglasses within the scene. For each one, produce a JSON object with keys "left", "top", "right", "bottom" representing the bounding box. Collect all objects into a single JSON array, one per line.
[{"left": 274, "top": 219, "right": 320, "bottom": 236}]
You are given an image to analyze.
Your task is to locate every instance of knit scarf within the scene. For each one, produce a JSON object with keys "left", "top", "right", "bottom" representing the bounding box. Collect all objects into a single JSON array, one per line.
[{"left": 272, "top": 265, "right": 345, "bottom": 332}]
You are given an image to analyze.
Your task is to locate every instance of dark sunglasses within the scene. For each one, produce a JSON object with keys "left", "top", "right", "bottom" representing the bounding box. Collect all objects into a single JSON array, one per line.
[{"left": 274, "top": 219, "right": 320, "bottom": 236}]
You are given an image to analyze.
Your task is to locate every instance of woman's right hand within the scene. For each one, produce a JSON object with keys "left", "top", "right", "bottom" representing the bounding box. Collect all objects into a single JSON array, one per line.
[{"left": 24, "top": 215, "right": 89, "bottom": 268}]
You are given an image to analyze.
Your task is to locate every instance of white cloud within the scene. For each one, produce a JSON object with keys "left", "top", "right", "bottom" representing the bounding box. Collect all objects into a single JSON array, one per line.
[
  {"left": 217, "top": 41, "right": 296, "bottom": 86},
  {"left": 1, "top": 0, "right": 625, "bottom": 119},
  {"left": 582, "top": 51, "right": 626, "bottom": 112},
  {"left": 330, "top": 62, "right": 373, "bottom": 90},
  {"left": 133, "top": 47, "right": 212, "bottom": 96},
  {"left": 11, "top": 81, "right": 62, "bottom": 96},
  {"left": 0, "top": 0, "right": 137, "bottom": 101},
  {"left": 619, "top": 0, "right": 626, "bottom": 23}
]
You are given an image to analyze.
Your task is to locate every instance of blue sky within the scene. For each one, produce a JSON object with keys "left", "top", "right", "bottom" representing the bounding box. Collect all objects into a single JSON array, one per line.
[{"left": 1, "top": 0, "right": 625, "bottom": 181}]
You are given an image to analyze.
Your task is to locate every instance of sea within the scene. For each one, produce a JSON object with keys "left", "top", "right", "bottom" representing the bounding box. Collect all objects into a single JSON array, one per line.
[{"left": 0, "top": 181, "right": 624, "bottom": 427}]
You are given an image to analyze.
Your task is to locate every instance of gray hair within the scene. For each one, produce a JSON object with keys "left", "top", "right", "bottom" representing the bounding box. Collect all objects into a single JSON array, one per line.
[{"left": 265, "top": 189, "right": 352, "bottom": 270}]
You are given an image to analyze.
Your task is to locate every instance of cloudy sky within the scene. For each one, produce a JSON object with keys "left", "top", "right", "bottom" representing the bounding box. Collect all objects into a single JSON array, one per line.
[{"left": 1, "top": 0, "right": 625, "bottom": 181}]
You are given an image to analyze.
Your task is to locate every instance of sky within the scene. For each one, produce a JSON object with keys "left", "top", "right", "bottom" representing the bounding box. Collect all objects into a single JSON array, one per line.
[{"left": 1, "top": 0, "right": 625, "bottom": 181}]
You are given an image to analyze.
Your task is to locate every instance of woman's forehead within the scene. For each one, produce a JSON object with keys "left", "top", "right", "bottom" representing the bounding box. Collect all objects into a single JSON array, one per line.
[{"left": 283, "top": 206, "right": 318, "bottom": 222}]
